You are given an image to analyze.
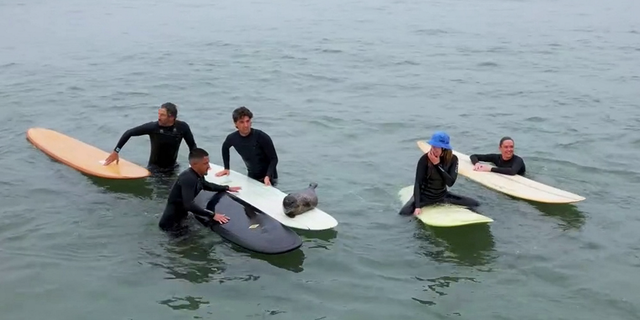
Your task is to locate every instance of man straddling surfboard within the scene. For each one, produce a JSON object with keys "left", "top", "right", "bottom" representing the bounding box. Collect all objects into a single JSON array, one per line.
[
  {"left": 159, "top": 148, "right": 242, "bottom": 235},
  {"left": 399, "top": 131, "right": 480, "bottom": 216},
  {"left": 102, "top": 102, "right": 197, "bottom": 173},
  {"left": 469, "top": 136, "right": 526, "bottom": 176},
  {"left": 215, "top": 106, "right": 279, "bottom": 186}
]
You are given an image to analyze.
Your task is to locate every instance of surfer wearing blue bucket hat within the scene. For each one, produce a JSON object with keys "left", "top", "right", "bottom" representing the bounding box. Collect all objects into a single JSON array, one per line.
[{"left": 399, "top": 131, "right": 480, "bottom": 216}]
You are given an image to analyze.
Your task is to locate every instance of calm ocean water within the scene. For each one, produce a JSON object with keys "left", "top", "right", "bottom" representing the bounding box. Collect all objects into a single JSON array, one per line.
[{"left": 1, "top": 0, "right": 639, "bottom": 319}]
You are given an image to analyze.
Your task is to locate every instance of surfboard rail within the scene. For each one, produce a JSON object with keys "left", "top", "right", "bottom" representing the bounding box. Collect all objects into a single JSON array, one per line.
[
  {"left": 417, "top": 140, "right": 585, "bottom": 204},
  {"left": 26, "top": 127, "right": 151, "bottom": 180},
  {"left": 203, "top": 163, "right": 338, "bottom": 231}
]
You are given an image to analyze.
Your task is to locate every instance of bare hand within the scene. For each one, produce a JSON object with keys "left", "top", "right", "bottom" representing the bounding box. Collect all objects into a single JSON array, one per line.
[
  {"left": 213, "top": 213, "right": 230, "bottom": 224},
  {"left": 227, "top": 186, "right": 241, "bottom": 192},
  {"left": 264, "top": 176, "right": 271, "bottom": 186},
  {"left": 427, "top": 150, "right": 440, "bottom": 165},
  {"left": 103, "top": 151, "right": 119, "bottom": 166},
  {"left": 215, "top": 169, "right": 229, "bottom": 177},
  {"left": 474, "top": 164, "right": 491, "bottom": 172},
  {"left": 413, "top": 208, "right": 421, "bottom": 216}
]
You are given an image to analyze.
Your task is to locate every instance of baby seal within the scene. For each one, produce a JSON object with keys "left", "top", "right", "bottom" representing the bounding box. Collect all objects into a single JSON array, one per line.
[{"left": 283, "top": 182, "right": 319, "bottom": 218}]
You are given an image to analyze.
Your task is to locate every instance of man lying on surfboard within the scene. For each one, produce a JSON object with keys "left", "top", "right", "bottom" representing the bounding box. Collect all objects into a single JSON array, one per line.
[
  {"left": 469, "top": 136, "right": 526, "bottom": 176},
  {"left": 215, "top": 106, "right": 280, "bottom": 186},
  {"left": 399, "top": 131, "right": 480, "bottom": 216},
  {"left": 103, "top": 102, "right": 197, "bottom": 174},
  {"left": 159, "top": 148, "right": 242, "bottom": 235}
]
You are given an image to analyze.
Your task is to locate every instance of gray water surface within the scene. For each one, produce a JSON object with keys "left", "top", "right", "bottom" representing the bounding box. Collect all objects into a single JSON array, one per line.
[{"left": 1, "top": 0, "right": 639, "bottom": 319}]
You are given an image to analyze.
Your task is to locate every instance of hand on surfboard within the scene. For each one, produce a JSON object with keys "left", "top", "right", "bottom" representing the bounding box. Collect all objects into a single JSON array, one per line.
[
  {"left": 227, "top": 186, "right": 242, "bottom": 192},
  {"left": 213, "top": 213, "right": 230, "bottom": 224},
  {"left": 215, "top": 169, "right": 229, "bottom": 177},
  {"left": 413, "top": 208, "right": 421, "bottom": 216},
  {"left": 473, "top": 163, "right": 491, "bottom": 172},
  {"left": 264, "top": 176, "right": 271, "bottom": 186},
  {"left": 103, "top": 151, "right": 119, "bottom": 166}
]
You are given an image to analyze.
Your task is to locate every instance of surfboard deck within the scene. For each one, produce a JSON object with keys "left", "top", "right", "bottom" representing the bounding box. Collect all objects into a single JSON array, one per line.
[
  {"left": 398, "top": 186, "right": 493, "bottom": 227},
  {"left": 203, "top": 163, "right": 338, "bottom": 231},
  {"left": 417, "top": 140, "right": 585, "bottom": 204},
  {"left": 26, "top": 127, "right": 151, "bottom": 180},
  {"left": 193, "top": 190, "right": 302, "bottom": 255}
]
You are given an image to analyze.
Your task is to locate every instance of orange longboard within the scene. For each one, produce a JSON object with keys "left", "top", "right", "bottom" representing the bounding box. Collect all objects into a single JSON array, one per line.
[{"left": 26, "top": 127, "right": 151, "bottom": 180}]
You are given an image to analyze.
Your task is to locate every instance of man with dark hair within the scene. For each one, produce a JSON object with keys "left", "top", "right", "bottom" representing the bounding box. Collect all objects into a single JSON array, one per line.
[
  {"left": 470, "top": 136, "right": 526, "bottom": 176},
  {"left": 103, "top": 102, "right": 197, "bottom": 173},
  {"left": 215, "top": 106, "right": 279, "bottom": 186},
  {"left": 159, "top": 147, "right": 242, "bottom": 234}
]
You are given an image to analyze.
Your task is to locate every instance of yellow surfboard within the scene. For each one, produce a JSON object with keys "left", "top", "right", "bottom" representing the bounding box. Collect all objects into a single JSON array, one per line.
[
  {"left": 398, "top": 186, "right": 493, "bottom": 227},
  {"left": 27, "top": 127, "right": 151, "bottom": 180},
  {"left": 417, "top": 140, "right": 585, "bottom": 204}
]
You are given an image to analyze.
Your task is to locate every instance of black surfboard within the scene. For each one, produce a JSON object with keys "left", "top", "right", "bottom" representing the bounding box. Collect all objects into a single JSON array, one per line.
[{"left": 192, "top": 190, "right": 302, "bottom": 255}]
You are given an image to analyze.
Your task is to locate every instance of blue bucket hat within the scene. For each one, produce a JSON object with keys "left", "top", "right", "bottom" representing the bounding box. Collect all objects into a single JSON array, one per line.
[{"left": 427, "top": 131, "right": 452, "bottom": 150}]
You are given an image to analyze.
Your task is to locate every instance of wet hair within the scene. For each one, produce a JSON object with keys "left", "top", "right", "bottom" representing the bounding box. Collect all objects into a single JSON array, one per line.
[
  {"left": 232, "top": 106, "right": 253, "bottom": 122},
  {"left": 188, "top": 148, "right": 209, "bottom": 163},
  {"left": 499, "top": 136, "right": 514, "bottom": 147},
  {"left": 161, "top": 102, "right": 178, "bottom": 118}
]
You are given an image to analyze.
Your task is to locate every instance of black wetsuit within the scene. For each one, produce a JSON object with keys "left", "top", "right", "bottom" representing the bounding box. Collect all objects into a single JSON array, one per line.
[
  {"left": 159, "top": 168, "right": 230, "bottom": 233},
  {"left": 221, "top": 128, "right": 278, "bottom": 184},
  {"left": 469, "top": 153, "right": 526, "bottom": 176},
  {"left": 113, "top": 120, "right": 197, "bottom": 173},
  {"left": 399, "top": 153, "right": 479, "bottom": 216}
]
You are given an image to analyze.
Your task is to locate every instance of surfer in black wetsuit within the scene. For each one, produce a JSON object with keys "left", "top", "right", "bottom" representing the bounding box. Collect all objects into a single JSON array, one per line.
[
  {"left": 469, "top": 136, "right": 526, "bottom": 176},
  {"left": 214, "top": 106, "right": 279, "bottom": 186},
  {"left": 103, "top": 102, "right": 197, "bottom": 173},
  {"left": 399, "top": 131, "right": 480, "bottom": 216},
  {"left": 158, "top": 147, "right": 242, "bottom": 234}
]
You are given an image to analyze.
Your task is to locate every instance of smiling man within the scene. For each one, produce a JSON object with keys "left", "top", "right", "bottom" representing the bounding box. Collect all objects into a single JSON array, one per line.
[
  {"left": 469, "top": 136, "right": 526, "bottom": 176},
  {"left": 215, "top": 106, "right": 279, "bottom": 186},
  {"left": 103, "top": 102, "right": 197, "bottom": 173}
]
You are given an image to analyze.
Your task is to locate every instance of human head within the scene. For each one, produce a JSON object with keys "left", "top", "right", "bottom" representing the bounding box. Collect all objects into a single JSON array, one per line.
[
  {"left": 232, "top": 106, "right": 253, "bottom": 136},
  {"left": 499, "top": 136, "right": 514, "bottom": 160},
  {"left": 158, "top": 102, "right": 178, "bottom": 126},
  {"left": 427, "top": 131, "right": 452, "bottom": 158},
  {"left": 189, "top": 148, "right": 210, "bottom": 175}
]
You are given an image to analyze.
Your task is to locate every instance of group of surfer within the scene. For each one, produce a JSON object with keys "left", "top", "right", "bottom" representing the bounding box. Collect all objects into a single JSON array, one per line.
[
  {"left": 398, "top": 131, "right": 526, "bottom": 216},
  {"left": 103, "top": 102, "right": 528, "bottom": 233},
  {"left": 103, "top": 103, "right": 278, "bottom": 234}
]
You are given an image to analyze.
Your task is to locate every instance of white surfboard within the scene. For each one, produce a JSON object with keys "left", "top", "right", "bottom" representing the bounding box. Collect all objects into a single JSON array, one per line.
[
  {"left": 203, "top": 163, "right": 338, "bottom": 231},
  {"left": 417, "top": 141, "right": 585, "bottom": 204},
  {"left": 398, "top": 186, "right": 493, "bottom": 227}
]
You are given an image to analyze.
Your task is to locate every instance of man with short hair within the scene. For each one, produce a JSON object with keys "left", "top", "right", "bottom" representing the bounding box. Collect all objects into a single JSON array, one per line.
[
  {"left": 158, "top": 147, "right": 241, "bottom": 234},
  {"left": 470, "top": 136, "right": 526, "bottom": 176},
  {"left": 215, "top": 106, "right": 279, "bottom": 186},
  {"left": 103, "top": 102, "right": 197, "bottom": 173}
]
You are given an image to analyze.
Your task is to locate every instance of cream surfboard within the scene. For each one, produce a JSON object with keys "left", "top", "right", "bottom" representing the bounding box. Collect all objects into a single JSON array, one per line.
[
  {"left": 417, "top": 140, "right": 585, "bottom": 204},
  {"left": 27, "top": 127, "right": 151, "bottom": 179},
  {"left": 398, "top": 186, "right": 493, "bottom": 227},
  {"left": 204, "top": 163, "right": 338, "bottom": 231}
]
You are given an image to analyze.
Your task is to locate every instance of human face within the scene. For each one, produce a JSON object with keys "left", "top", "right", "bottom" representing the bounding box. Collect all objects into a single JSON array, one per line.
[
  {"left": 158, "top": 107, "right": 174, "bottom": 126},
  {"left": 235, "top": 116, "right": 252, "bottom": 136},
  {"left": 430, "top": 146, "right": 443, "bottom": 157},
  {"left": 500, "top": 139, "right": 514, "bottom": 160},
  {"left": 191, "top": 156, "right": 211, "bottom": 176}
]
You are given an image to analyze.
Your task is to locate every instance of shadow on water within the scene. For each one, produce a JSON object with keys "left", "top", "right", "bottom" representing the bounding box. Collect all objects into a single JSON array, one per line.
[
  {"left": 414, "top": 222, "right": 497, "bottom": 268},
  {"left": 525, "top": 200, "right": 587, "bottom": 231},
  {"left": 84, "top": 170, "right": 179, "bottom": 200}
]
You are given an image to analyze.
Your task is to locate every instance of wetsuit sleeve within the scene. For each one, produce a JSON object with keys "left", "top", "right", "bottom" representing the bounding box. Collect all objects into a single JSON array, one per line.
[
  {"left": 258, "top": 132, "right": 278, "bottom": 179},
  {"left": 180, "top": 176, "right": 214, "bottom": 220},
  {"left": 221, "top": 135, "right": 232, "bottom": 170},
  {"left": 181, "top": 122, "right": 197, "bottom": 151},
  {"left": 413, "top": 154, "right": 428, "bottom": 208},
  {"left": 469, "top": 153, "right": 500, "bottom": 165},
  {"left": 435, "top": 155, "right": 458, "bottom": 187},
  {"left": 113, "top": 122, "right": 156, "bottom": 152},
  {"left": 202, "top": 179, "right": 230, "bottom": 192},
  {"left": 490, "top": 157, "right": 524, "bottom": 176}
]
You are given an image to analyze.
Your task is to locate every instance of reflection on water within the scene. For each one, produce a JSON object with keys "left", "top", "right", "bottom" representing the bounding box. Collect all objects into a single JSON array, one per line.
[
  {"left": 245, "top": 248, "right": 306, "bottom": 273},
  {"left": 158, "top": 295, "right": 210, "bottom": 311},
  {"left": 85, "top": 169, "right": 179, "bottom": 200},
  {"left": 411, "top": 275, "right": 479, "bottom": 308},
  {"left": 526, "top": 200, "right": 586, "bottom": 231},
  {"left": 414, "top": 223, "right": 497, "bottom": 268}
]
